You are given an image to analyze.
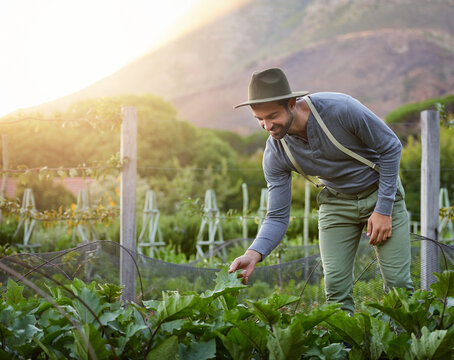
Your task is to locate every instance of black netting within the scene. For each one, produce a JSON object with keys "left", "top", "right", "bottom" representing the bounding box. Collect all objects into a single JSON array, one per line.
[{"left": 0, "top": 233, "right": 453, "bottom": 310}]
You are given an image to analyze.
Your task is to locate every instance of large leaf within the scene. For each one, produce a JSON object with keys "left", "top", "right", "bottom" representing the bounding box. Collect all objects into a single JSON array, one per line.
[
  {"left": 223, "top": 306, "right": 252, "bottom": 323},
  {"left": 324, "top": 311, "right": 364, "bottom": 348},
  {"left": 304, "top": 343, "right": 346, "bottom": 360},
  {"left": 245, "top": 300, "right": 280, "bottom": 327},
  {"left": 156, "top": 292, "right": 201, "bottom": 323},
  {"left": 161, "top": 319, "right": 211, "bottom": 337},
  {"left": 367, "top": 288, "right": 432, "bottom": 336},
  {"left": 98, "top": 308, "right": 123, "bottom": 326},
  {"left": 410, "top": 327, "right": 448, "bottom": 360},
  {"left": 201, "top": 269, "right": 246, "bottom": 300},
  {"left": 178, "top": 338, "right": 216, "bottom": 360},
  {"left": 142, "top": 299, "right": 161, "bottom": 311},
  {"left": 385, "top": 334, "right": 413, "bottom": 360},
  {"left": 72, "top": 323, "right": 111, "bottom": 360},
  {"left": 218, "top": 327, "right": 253, "bottom": 360},
  {"left": 431, "top": 271, "right": 454, "bottom": 301},
  {"left": 369, "top": 315, "right": 396, "bottom": 360},
  {"left": 72, "top": 287, "right": 106, "bottom": 324},
  {"left": 267, "top": 317, "right": 308, "bottom": 360},
  {"left": 267, "top": 293, "right": 300, "bottom": 309},
  {"left": 32, "top": 337, "right": 59, "bottom": 360},
  {"left": 296, "top": 303, "right": 340, "bottom": 331},
  {"left": 96, "top": 283, "right": 123, "bottom": 303},
  {"left": 7, "top": 314, "right": 42, "bottom": 347},
  {"left": 224, "top": 316, "right": 268, "bottom": 356},
  {"left": 5, "top": 278, "right": 24, "bottom": 306},
  {"left": 146, "top": 335, "right": 180, "bottom": 360},
  {"left": 115, "top": 321, "right": 149, "bottom": 354}
]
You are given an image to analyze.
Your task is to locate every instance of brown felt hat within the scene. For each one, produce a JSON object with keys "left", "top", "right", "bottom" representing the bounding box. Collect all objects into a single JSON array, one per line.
[{"left": 234, "top": 68, "right": 309, "bottom": 109}]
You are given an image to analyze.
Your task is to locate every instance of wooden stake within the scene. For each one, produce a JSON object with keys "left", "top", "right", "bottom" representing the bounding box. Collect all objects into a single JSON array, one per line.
[
  {"left": 420, "top": 110, "right": 440, "bottom": 290},
  {"left": 120, "top": 107, "right": 137, "bottom": 302}
]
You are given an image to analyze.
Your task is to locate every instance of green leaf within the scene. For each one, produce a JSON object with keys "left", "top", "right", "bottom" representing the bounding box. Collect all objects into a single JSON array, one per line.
[
  {"left": 245, "top": 299, "right": 280, "bottom": 327},
  {"left": 369, "top": 315, "right": 395, "bottom": 360},
  {"left": 115, "top": 320, "right": 149, "bottom": 354},
  {"left": 385, "top": 333, "right": 412, "bottom": 360},
  {"left": 267, "top": 317, "right": 307, "bottom": 360},
  {"left": 217, "top": 328, "right": 253, "bottom": 360},
  {"left": 0, "top": 348, "right": 12, "bottom": 360},
  {"left": 33, "top": 337, "right": 59, "bottom": 360},
  {"left": 223, "top": 306, "right": 253, "bottom": 324},
  {"left": 321, "top": 343, "right": 346, "bottom": 359},
  {"left": 156, "top": 292, "right": 201, "bottom": 323},
  {"left": 431, "top": 271, "right": 454, "bottom": 300},
  {"left": 178, "top": 338, "right": 216, "bottom": 360},
  {"left": 99, "top": 309, "right": 122, "bottom": 326},
  {"left": 6, "top": 278, "right": 24, "bottom": 305},
  {"left": 72, "top": 287, "right": 105, "bottom": 324},
  {"left": 97, "top": 283, "right": 123, "bottom": 303},
  {"left": 73, "top": 323, "right": 111, "bottom": 360},
  {"left": 147, "top": 335, "right": 180, "bottom": 360},
  {"left": 7, "top": 314, "right": 41, "bottom": 347},
  {"left": 201, "top": 268, "right": 246, "bottom": 299},
  {"left": 267, "top": 293, "right": 299, "bottom": 309},
  {"left": 411, "top": 327, "right": 447, "bottom": 360},
  {"left": 226, "top": 318, "right": 268, "bottom": 356},
  {"left": 297, "top": 303, "right": 340, "bottom": 331},
  {"left": 142, "top": 299, "right": 161, "bottom": 311},
  {"left": 367, "top": 288, "right": 433, "bottom": 336},
  {"left": 324, "top": 311, "right": 364, "bottom": 348}
]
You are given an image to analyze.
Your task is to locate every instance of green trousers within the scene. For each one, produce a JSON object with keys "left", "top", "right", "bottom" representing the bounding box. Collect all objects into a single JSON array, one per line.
[{"left": 317, "top": 180, "right": 413, "bottom": 313}]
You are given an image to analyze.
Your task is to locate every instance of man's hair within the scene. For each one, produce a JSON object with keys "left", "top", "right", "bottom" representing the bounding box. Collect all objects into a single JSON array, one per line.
[{"left": 276, "top": 98, "right": 291, "bottom": 110}]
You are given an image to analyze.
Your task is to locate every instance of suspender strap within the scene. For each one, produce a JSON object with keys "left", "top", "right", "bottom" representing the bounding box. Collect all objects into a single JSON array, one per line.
[
  {"left": 302, "top": 96, "right": 380, "bottom": 172},
  {"left": 280, "top": 138, "right": 324, "bottom": 188}
]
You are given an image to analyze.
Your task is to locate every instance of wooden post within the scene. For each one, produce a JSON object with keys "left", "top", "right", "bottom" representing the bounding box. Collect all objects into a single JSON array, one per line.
[
  {"left": 242, "top": 183, "right": 248, "bottom": 240},
  {"left": 420, "top": 110, "right": 440, "bottom": 290},
  {"left": 0, "top": 135, "right": 8, "bottom": 223},
  {"left": 120, "top": 107, "right": 137, "bottom": 302},
  {"left": 303, "top": 180, "right": 310, "bottom": 248}
]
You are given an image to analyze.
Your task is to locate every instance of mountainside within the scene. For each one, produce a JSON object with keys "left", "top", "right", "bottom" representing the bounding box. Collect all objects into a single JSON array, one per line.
[{"left": 26, "top": 0, "right": 454, "bottom": 134}]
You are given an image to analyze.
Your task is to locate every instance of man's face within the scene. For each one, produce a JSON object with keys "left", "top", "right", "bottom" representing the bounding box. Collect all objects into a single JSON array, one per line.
[{"left": 251, "top": 101, "right": 293, "bottom": 140}]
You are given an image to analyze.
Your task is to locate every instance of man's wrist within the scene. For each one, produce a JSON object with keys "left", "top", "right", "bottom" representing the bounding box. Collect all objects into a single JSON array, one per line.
[{"left": 245, "top": 249, "right": 262, "bottom": 263}]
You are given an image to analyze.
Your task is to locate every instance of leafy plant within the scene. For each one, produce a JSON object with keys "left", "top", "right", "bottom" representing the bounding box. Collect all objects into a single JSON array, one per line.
[{"left": 0, "top": 270, "right": 453, "bottom": 359}]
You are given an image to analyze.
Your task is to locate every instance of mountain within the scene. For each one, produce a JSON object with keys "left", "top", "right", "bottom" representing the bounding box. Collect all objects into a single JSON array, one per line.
[{"left": 26, "top": 0, "right": 454, "bottom": 134}]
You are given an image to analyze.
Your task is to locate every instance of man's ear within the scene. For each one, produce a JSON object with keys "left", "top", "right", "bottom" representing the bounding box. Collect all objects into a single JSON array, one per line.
[{"left": 288, "top": 98, "right": 297, "bottom": 110}]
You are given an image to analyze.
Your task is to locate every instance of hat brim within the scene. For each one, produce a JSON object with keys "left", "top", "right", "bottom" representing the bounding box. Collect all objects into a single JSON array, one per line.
[{"left": 234, "top": 91, "right": 310, "bottom": 109}]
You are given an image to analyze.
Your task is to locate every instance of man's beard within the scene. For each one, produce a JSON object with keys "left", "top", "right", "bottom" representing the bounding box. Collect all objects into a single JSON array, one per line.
[{"left": 270, "top": 110, "right": 293, "bottom": 140}]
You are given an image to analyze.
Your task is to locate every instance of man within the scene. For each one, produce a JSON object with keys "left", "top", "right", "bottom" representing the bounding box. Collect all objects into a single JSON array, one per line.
[{"left": 229, "top": 68, "right": 413, "bottom": 313}]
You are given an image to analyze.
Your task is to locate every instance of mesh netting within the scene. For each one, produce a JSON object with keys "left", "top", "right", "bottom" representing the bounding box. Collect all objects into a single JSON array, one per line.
[{"left": 1, "top": 233, "right": 453, "bottom": 310}]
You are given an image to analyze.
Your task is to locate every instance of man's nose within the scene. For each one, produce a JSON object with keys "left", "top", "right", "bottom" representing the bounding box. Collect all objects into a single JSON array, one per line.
[{"left": 263, "top": 120, "right": 273, "bottom": 131}]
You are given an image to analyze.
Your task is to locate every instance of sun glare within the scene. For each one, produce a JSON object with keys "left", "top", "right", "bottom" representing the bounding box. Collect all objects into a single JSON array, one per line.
[{"left": 0, "top": 0, "right": 200, "bottom": 117}]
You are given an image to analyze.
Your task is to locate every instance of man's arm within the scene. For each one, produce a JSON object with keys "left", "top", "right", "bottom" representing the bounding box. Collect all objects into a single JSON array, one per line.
[
  {"left": 228, "top": 140, "right": 293, "bottom": 280},
  {"left": 346, "top": 96, "right": 402, "bottom": 245}
]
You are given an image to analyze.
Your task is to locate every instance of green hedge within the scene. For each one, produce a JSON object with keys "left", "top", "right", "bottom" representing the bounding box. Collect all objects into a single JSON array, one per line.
[{"left": 386, "top": 94, "right": 454, "bottom": 124}]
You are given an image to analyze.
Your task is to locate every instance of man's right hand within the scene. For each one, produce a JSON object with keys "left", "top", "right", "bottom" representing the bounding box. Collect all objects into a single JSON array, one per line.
[{"left": 228, "top": 249, "right": 262, "bottom": 284}]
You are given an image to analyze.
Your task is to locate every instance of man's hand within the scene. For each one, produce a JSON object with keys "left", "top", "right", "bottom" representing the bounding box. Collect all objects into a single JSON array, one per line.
[
  {"left": 367, "top": 211, "right": 392, "bottom": 246},
  {"left": 228, "top": 249, "right": 262, "bottom": 284}
]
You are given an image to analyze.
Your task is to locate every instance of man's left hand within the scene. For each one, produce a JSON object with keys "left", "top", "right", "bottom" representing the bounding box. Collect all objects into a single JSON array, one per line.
[{"left": 367, "top": 212, "right": 392, "bottom": 246}]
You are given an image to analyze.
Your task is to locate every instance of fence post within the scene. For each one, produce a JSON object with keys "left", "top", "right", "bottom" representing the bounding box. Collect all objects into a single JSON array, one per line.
[
  {"left": 303, "top": 180, "right": 310, "bottom": 248},
  {"left": 242, "top": 183, "right": 248, "bottom": 240},
  {"left": 420, "top": 110, "right": 440, "bottom": 290},
  {"left": 120, "top": 107, "right": 137, "bottom": 302},
  {"left": 0, "top": 135, "right": 8, "bottom": 223}
]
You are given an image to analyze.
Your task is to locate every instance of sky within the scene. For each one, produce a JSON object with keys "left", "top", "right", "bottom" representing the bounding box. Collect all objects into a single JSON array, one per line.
[{"left": 0, "top": 0, "right": 203, "bottom": 117}]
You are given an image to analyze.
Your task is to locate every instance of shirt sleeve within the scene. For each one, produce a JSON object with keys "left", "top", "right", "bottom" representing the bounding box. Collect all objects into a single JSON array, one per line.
[
  {"left": 346, "top": 96, "right": 402, "bottom": 216},
  {"left": 248, "top": 144, "right": 292, "bottom": 259}
]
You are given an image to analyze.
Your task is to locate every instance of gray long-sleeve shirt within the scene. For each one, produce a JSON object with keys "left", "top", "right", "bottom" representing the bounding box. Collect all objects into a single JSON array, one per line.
[{"left": 249, "top": 92, "right": 402, "bottom": 259}]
